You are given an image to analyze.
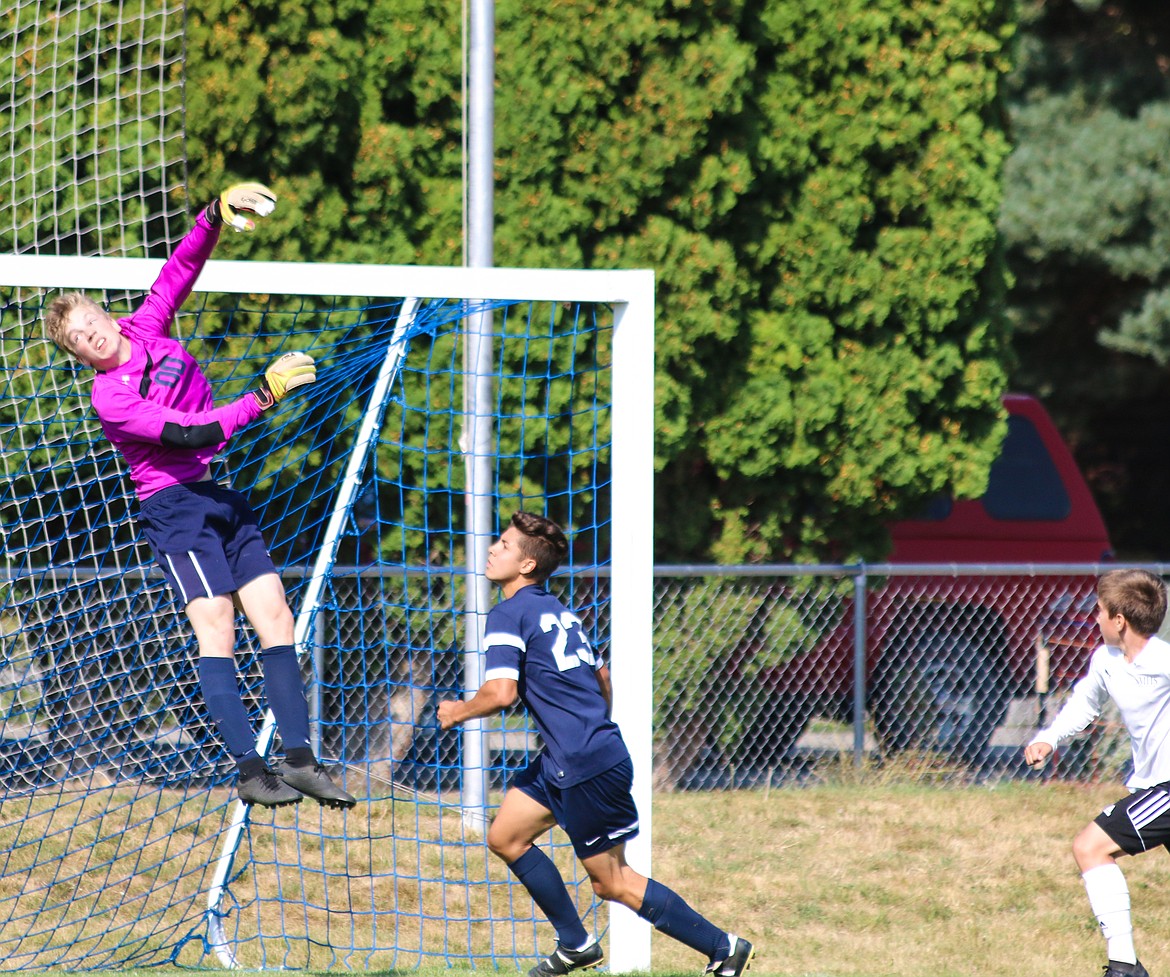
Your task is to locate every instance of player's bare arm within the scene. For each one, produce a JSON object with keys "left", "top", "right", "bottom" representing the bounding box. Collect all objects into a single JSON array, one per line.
[{"left": 438, "top": 677, "right": 518, "bottom": 729}]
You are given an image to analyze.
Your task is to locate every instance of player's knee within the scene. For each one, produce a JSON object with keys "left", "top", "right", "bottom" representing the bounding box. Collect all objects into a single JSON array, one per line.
[
  {"left": 1072, "top": 840, "right": 1099, "bottom": 870},
  {"left": 485, "top": 825, "right": 518, "bottom": 861},
  {"left": 186, "top": 598, "right": 236, "bottom": 651},
  {"left": 1072, "top": 824, "right": 1112, "bottom": 870},
  {"left": 269, "top": 601, "right": 294, "bottom": 633},
  {"left": 589, "top": 875, "right": 633, "bottom": 905},
  {"left": 589, "top": 877, "right": 612, "bottom": 901},
  {"left": 255, "top": 605, "right": 294, "bottom": 646}
]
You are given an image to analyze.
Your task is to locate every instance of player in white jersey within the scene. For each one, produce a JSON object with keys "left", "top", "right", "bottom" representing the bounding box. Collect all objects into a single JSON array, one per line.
[{"left": 1024, "top": 568, "right": 1170, "bottom": 977}]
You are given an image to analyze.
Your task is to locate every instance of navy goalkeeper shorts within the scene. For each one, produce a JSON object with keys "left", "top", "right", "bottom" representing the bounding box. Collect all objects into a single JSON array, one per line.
[{"left": 139, "top": 480, "right": 277, "bottom": 604}]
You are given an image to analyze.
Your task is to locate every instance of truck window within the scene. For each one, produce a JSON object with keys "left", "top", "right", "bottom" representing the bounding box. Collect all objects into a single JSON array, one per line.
[{"left": 982, "top": 415, "right": 1071, "bottom": 521}]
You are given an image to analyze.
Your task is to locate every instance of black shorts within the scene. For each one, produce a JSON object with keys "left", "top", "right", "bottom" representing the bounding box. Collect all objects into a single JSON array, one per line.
[
  {"left": 138, "top": 481, "right": 276, "bottom": 604},
  {"left": 1095, "top": 782, "right": 1170, "bottom": 856}
]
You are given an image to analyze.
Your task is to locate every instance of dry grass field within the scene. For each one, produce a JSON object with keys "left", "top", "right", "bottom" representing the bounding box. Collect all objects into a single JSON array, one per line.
[
  {"left": 21, "top": 769, "right": 1170, "bottom": 977},
  {"left": 647, "top": 774, "right": 1163, "bottom": 977}
]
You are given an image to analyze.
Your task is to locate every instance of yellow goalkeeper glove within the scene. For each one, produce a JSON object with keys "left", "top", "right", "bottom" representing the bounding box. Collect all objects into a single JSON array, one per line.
[
  {"left": 254, "top": 352, "right": 316, "bottom": 411},
  {"left": 206, "top": 182, "right": 277, "bottom": 232}
]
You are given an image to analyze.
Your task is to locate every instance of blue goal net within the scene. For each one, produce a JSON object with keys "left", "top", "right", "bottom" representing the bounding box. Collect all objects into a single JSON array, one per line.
[{"left": 0, "top": 263, "right": 654, "bottom": 970}]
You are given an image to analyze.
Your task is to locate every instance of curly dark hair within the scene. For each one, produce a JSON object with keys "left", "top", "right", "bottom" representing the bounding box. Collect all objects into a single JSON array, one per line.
[{"left": 510, "top": 511, "right": 568, "bottom": 583}]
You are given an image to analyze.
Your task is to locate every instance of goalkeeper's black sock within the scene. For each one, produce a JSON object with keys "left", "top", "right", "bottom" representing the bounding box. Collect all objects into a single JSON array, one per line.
[
  {"left": 636, "top": 878, "right": 726, "bottom": 959},
  {"left": 261, "top": 645, "right": 313, "bottom": 753},
  {"left": 508, "top": 847, "right": 590, "bottom": 949},
  {"left": 198, "top": 657, "right": 260, "bottom": 763}
]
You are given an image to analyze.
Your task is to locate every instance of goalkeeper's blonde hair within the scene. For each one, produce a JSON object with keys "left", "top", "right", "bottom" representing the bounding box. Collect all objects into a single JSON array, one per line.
[{"left": 43, "top": 292, "right": 104, "bottom": 358}]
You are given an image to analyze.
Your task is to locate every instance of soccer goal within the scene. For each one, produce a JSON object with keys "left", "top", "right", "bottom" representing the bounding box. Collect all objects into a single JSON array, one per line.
[{"left": 0, "top": 255, "right": 654, "bottom": 971}]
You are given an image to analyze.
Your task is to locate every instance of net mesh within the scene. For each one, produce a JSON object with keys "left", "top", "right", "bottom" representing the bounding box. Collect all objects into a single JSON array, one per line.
[
  {"left": 1, "top": 0, "right": 186, "bottom": 256},
  {"left": 0, "top": 281, "right": 616, "bottom": 969}
]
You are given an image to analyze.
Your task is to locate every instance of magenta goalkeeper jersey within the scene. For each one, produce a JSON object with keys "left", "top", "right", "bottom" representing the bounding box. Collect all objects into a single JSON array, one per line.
[{"left": 90, "top": 212, "right": 264, "bottom": 500}]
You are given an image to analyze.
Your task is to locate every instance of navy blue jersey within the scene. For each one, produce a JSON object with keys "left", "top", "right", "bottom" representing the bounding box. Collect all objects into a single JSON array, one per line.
[{"left": 483, "top": 584, "right": 629, "bottom": 787}]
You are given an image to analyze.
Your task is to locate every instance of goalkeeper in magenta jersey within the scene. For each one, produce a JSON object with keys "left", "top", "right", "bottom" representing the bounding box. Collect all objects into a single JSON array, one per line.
[
  {"left": 43, "top": 183, "right": 354, "bottom": 811},
  {"left": 438, "top": 512, "right": 754, "bottom": 977}
]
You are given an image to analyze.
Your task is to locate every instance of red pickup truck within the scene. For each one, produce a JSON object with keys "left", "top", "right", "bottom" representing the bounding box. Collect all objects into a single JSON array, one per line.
[
  {"left": 873, "top": 394, "right": 1110, "bottom": 754},
  {"left": 713, "top": 394, "right": 1113, "bottom": 775}
]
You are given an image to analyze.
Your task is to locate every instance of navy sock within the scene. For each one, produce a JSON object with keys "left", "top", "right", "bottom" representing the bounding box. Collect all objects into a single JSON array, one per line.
[
  {"left": 198, "top": 657, "right": 259, "bottom": 764},
  {"left": 508, "top": 847, "right": 589, "bottom": 949},
  {"left": 261, "top": 645, "right": 312, "bottom": 753},
  {"left": 636, "top": 878, "right": 727, "bottom": 959}
]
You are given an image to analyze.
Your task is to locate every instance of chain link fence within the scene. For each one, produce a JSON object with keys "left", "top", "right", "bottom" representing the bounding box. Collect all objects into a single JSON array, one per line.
[
  {"left": 0, "top": 564, "right": 1154, "bottom": 794},
  {"left": 311, "top": 563, "right": 1142, "bottom": 790},
  {"left": 650, "top": 564, "right": 1145, "bottom": 789}
]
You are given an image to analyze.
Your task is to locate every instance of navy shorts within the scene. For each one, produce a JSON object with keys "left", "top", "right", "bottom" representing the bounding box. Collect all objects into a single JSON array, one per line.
[
  {"left": 513, "top": 753, "right": 640, "bottom": 859},
  {"left": 1095, "top": 782, "right": 1170, "bottom": 856},
  {"left": 138, "top": 481, "right": 277, "bottom": 604}
]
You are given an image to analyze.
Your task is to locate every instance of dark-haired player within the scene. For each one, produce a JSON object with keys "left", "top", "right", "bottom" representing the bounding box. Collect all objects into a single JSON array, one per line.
[
  {"left": 439, "top": 511, "right": 753, "bottom": 977},
  {"left": 43, "top": 183, "right": 353, "bottom": 810}
]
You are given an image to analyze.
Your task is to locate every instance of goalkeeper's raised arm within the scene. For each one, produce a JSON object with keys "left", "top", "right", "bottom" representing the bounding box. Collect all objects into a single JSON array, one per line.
[
  {"left": 42, "top": 180, "right": 293, "bottom": 496},
  {"left": 123, "top": 182, "right": 279, "bottom": 341},
  {"left": 40, "top": 179, "right": 354, "bottom": 813}
]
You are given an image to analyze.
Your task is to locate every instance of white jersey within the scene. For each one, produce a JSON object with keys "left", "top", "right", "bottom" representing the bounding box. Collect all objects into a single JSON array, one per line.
[{"left": 1031, "top": 635, "right": 1170, "bottom": 789}]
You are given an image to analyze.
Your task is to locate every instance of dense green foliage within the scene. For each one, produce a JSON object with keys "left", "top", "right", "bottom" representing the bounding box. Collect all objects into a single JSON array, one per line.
[
  {"left": 698, "top": 1, "right": 1014, "bottom": 561},
  {"left": 21, "top": 0, "right": 1015, "bottom": 564},
  {"left": 1001, "top": 0, "right": 1170, "bottom": 557},
  {"left": 183, "top": 0, "right": 1018, "bottom": 563}
]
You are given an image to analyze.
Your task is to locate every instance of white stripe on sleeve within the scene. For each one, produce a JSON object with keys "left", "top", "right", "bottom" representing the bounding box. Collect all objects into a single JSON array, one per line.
[
  {"left": 485, "top": 666, "right": 521, "bottom": 683},
  {"left": 484, "top": 631, "right": 526, "bottom": 653}
]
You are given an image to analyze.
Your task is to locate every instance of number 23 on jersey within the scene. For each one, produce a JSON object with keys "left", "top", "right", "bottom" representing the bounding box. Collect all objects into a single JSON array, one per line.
[{"left": 540, "top": 612, "right": 597, "bottom": 672}]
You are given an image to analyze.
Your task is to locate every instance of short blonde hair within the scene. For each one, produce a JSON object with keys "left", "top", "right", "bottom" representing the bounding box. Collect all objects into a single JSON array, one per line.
[{"left": 43, "top": 292, "right": 103, "bottom": 358}]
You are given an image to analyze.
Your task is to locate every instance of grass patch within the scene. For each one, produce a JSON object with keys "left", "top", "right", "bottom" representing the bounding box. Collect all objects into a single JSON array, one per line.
[{"left": 4, "top": 778, "right": 1166, "bottom": 976}]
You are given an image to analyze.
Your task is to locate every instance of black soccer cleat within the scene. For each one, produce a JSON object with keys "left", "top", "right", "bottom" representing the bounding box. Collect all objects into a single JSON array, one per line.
[
  {"left": 705, "top": 936, "right": 754, "bottom": 977},
  {"left": 528, "top": 941, "right": 605, "bottom": 977},
  {"left": 276, "top": 760, "right": 357, "bottom": 810},
  {"left": 1102, "top": 962, "right": 1149, "bottom": 977},
  {"left": 237, "top": 767, "right": 304, "bottom": 808}
]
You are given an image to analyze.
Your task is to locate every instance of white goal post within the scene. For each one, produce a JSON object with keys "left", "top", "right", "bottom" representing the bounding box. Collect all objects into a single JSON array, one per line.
[{"left": 0, "top": 254, "right": 655, "bottom": 972}]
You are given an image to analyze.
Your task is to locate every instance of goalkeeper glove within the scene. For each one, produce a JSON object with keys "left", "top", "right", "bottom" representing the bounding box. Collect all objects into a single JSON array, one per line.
[
  {"left": 206, "top": 182, "right": 277, "bottom": 232},
  {"left": 254, "top": 352, "right": 316, "bottom": 411}
]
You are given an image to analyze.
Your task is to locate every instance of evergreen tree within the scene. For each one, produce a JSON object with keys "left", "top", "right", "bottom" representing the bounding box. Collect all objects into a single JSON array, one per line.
[
  {"left": 180, "top": 0, "right": 1015, "bottom": 562},
  {"left": 1002, "top": 0, "right": 1170, "bottom": 556}
]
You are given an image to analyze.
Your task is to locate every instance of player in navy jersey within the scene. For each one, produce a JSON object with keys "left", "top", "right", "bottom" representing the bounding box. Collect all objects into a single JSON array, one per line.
[
  {"left": 44, "top": 183, "right": 354, "bottom": 811},
  {"left": 438, "top": 512, "right": 754, "bottom": 977},
  {"left": 1025, "top": 568, "right": 1170, "bottom": 977}
]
